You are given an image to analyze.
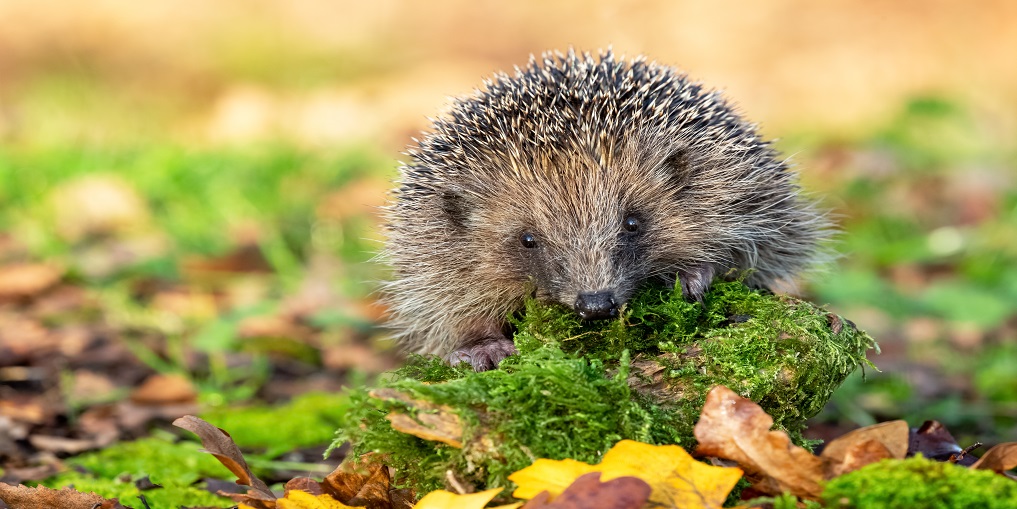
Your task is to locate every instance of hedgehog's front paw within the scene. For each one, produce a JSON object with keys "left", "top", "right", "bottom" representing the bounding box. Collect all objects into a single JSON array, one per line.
[
  {"left": 678, "top": 263, "right": 716, "bottom": 302},
  {"left": 447, "top": 338, "right": 518, "bottom": 372}
]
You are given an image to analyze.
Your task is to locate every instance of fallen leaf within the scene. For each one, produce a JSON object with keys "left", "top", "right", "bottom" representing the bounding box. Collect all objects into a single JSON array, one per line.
[
  {"left": 183, "top": 243, "right": 272, "bottom": 275},
  {"left": 820, "top": 420, "right": 908, "bottom": 476},
  {"left": 0, "top": 483, "right": 127, "bottom": 509},
  {"left": 370, "top": 389, "right": 464, "bottom": 448},
  {"left": 28, "top": 434, "right": 103, "bottom": 455},
  {"left": 971, "top": 442, "right": 1017, "bottom": 476},
  {"left": 908, "top": 420, "right": 976, "bottom": 466},
  {"left": 510, "top": 440, "right": 741, "bottom": 509},
  {"left": 320, "top": 459, "right": 397, "bottom": 508},
  {"left": 0, "top": 399, "right": 48, "bottom": 424},
  {"left": 821, "top": 420, "right": 909, "bottom": 463},
  {"left": 276, "top": 489, "right": 358, "bottom": 509},
  {"left": 0, "top": 464, "right": 63, "bottom": 485},
  {"left": 832, "top": 439, "right": 896, "bottom": 477},
  {"left": 694, "top": 385, "right": 824, "bottom": 499},
  {"left": 520, "top": 472, "right": 650, "bottom": 509},
  {"left": 173, "top": 415, "right": 274, "bottom": 499},
  {"left": 412, "top": 487, "right": 504, "bottom": 509},
  {"left": 131, "top": 373, "right": 198, "bottom": 405},
  {"left": 0, "top": 264, "right": 62, "bottom": 300},
  {"left": 287, "top": 478, "right": 325, "bottom": 496}
]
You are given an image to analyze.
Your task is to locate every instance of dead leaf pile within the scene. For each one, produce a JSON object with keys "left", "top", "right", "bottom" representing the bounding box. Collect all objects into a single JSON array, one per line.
[
  {"left": 171, "top": 415, "right": 742, "bottom": 509},
  {"left": 0, "top": 249, "right": 397, "bottom": 481},
  {"left": 694, "top": 385, "right": 1017, "bottom": 501}
]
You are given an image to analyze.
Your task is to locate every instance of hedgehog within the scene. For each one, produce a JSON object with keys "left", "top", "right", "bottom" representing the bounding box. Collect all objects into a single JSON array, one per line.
[{"left": 382, "top": 49, "right": 832, "bottom": 371}]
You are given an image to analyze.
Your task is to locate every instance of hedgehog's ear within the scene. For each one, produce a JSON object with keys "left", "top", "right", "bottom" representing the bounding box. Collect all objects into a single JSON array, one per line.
[
  {"left": 440, "top": 189, "right": 471, "bottom": 229},
  {"left": 661, "top": 149, "right": 694, "bottom": 192}
]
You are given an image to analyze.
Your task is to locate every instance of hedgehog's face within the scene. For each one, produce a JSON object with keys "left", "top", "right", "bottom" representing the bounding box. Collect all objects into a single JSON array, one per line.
[
  {"left": 510, "top": 207, "right": 647, "bottom": 320},
  {"left": 466, "top": 155, "right": 698, "bottom": 321}
]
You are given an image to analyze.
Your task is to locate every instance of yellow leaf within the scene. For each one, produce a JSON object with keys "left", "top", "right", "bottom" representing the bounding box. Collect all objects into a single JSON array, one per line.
[
  {"left": 277, "top": 489, "right": 358, "bottom": 509},
  {"left": 506, "top": 458, "right": 597, "bottom": 499},
  {"left": 509, "top": 440, "right": 742, "bottom": 509},
  {"left": 413, "top": 487, "right": 505, "bottom": 509}
]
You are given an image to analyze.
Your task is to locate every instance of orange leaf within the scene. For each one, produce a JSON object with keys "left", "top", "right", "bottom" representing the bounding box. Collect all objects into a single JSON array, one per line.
[
  {"left": 694, "top": 385, "right": 825, "bottom": 499},
  {"left": 972, "top": 442, "right": 1017, "bottom": 475}
]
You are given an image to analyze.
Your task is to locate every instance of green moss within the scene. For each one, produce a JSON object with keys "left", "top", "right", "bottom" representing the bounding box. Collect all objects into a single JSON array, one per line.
[
  {"left": 40, "top": 438, "right": 233, "bottom": 508},
  {"left": 335, "top": 281, "right": 875, "bottom": 495},
  {"left": 822, "top": 456, "right": 1017, "bottom": 508},
  {"left": 42, "top": 474, "right": 232, "bottom": 508},
  {"left": 59, "top": 437, "right": 230, "bottom": 484},
  {"left": 201, "top": 391, "right": 353, "bottom": 457}
]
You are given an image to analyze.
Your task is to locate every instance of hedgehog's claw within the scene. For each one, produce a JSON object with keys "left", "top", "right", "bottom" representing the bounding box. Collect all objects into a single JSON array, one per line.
[
  {"left": 679, "top": 263, "right": 716, "bottom": 302},
  {"left": 447, "top": 337, "right": 518, "bottom": 372}
]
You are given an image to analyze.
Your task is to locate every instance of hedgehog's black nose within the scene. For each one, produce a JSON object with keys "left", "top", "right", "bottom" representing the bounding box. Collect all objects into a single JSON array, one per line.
[{"left": 574, "top": 292, "right": 618, "bottom": 320}]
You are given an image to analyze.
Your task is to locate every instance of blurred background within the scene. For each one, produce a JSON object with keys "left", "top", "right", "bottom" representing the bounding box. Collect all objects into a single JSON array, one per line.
[{"left": 1, "top": 0, "right": 1016, "bottom": 473}]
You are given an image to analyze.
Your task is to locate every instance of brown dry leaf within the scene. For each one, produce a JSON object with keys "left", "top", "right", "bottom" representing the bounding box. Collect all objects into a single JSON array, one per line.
[
  {"left": 694, "top": 385, "right": 825, "bottom": 499},
  {"left": 519, "top": 472, "right": 650, "bottom": 509},
  {"left": 237, "top": 314, "right": 308, "bottom": 340},
  {"left": 820, "top": 420, "right": 908, "bottom": 476},
  {"left": 268, "top": 456, "right": 411, "bottom": 509},
  {"left": 322, "top": 341, "right": 392, "bottom": 373},
  {"left": 0, "top": 398, "right": 48, "bottom": 424},
  {"left": 173, "top": 415, "right": 275, "bottom": 500},
  {"left": 67, "top": 370, "right": 119, "bottom": 405},
  {"left": 833, "top": 439, "right": 897, "bottom": 477},
  {"left": 0, "top": 264, "right": 62, "bottom": 300},
  {"left": 130, "top": 373, "right": 198, "bottom": 405},
  {"left": 971, "top": 442, "right": 1017, "bottom": 476},
  {"left": 0, "top": 483, "right": 127, "bottom": 509},
  {"left": 821, "top": 420, "right": 909, "bottom": 462},
  {"left": 183, "top": 244, "right": 272, "bottom": 275},
  {"left": 370, "top": 389, "right": 464, "bottom": 448},
  {"left": 321, "top": 460, "right": 398, "bottom": 509},
  {"left": 28, "top": 434, "right": 104, "bottom": 455},
  {"left": 286, "top": 478, "right": 324, "bottom": 496}
]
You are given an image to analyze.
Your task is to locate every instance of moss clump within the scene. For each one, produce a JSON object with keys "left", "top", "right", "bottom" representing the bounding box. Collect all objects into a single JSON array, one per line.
[
  {"left": 201, "top": 392, "right": 353, "bottom": 457},
  {"left": 822, "top": 456, "right": 1017, "bottom": 508},
  {"left": 40, "top": 475, "right": 233, "bottom": 508},
  {"left": 335, "top": 281, "right": 875, "bottom": 494},
  {"left": 40, "top": 438, "right": 234, "bottom": 508}
]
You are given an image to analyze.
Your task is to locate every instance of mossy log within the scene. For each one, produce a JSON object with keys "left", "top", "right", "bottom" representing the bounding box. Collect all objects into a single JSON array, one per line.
[{"left": 334, "top": 281, "right": 876, "bottom": 494}]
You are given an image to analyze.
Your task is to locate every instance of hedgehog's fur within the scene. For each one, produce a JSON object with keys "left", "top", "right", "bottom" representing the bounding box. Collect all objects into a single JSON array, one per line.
[{"left": 383, "top": 49, "right": 833, "bottom": 370}]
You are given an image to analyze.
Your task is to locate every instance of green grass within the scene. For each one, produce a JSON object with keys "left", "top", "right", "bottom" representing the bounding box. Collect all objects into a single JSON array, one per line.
[{"left": 0, "top": 144, "right": 390, "bottom": 264}]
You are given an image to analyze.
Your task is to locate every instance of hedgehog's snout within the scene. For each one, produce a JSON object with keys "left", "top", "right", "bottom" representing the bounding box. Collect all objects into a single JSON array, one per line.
[{"left": 574, "top": 291, "right": 618, "bottom": 320}]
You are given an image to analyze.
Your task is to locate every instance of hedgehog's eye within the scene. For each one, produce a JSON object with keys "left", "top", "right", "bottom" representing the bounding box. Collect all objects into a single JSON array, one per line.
[
  {"left": 622, "top": 216, "right": 640, "bottom": 233},
  {"left": 519, "top": 232, "right": 538, "bottom": 248}
]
